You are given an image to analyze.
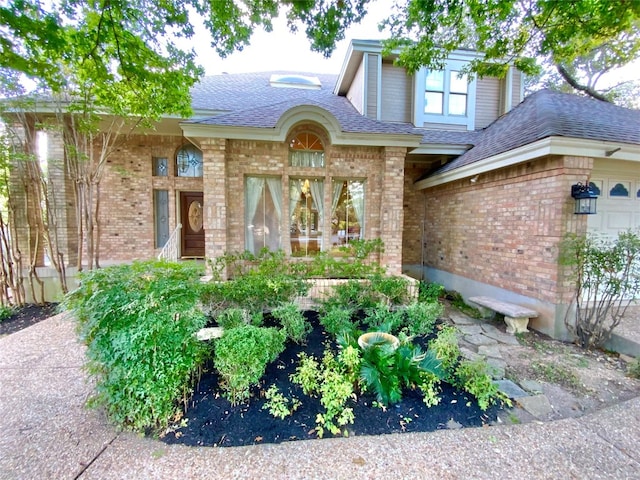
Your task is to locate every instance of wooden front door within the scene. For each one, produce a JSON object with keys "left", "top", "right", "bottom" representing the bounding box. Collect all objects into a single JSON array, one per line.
[{"left": 180, "top": 191, "right": 205, "bottom": 258}]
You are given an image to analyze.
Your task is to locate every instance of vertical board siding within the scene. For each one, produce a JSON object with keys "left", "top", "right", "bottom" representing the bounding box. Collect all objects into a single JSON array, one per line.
[
  {"left": 366, "top": 53, "right": 379, "bottom": 118},
  {"left": 475, "top": 77, "right": 501, "bottom": 128},
  {"left": 347, "top": 59, "right": 365, "bottom": 115},
  {"left": 381, "top": 62, "right": 412, "bottom": 122}
]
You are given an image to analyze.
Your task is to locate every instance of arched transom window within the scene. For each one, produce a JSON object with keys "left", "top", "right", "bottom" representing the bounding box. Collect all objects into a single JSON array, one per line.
[{"left": 289, "top": 132, "right": 325, "bottom": 167}]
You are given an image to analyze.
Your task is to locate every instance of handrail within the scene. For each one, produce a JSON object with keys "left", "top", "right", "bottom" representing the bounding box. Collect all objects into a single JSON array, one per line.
[{"left": 157, "top": 223, "right": 182, "bottom": 261}]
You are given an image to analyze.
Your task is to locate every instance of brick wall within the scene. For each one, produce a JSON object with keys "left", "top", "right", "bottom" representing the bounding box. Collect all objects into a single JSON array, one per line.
[
  {"left": 97, "top": 133, "right": 201, "bottom": 262},
  {"left": 78, "top": 128, "right": 406, "bottom": 275},
  {"left": 422, "top": 155, "right": 592, "bottom": 304}
]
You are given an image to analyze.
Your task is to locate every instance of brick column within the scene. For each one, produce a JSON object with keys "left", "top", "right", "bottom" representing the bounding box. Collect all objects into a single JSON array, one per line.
[
  {"left": 379, "top": 146, "right": 406, "bottom": 275},
  {"left": 46, "top": 129, "right": 78, "bottom": 266},
  {"left": 201, "top": 138, "right": 228, "bottom": 272}
]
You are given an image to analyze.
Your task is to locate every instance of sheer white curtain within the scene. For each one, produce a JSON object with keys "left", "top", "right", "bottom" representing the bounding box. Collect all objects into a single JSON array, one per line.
[
  {"left": 349, "top": 181, "right": 365, "bottom": 239},
  {"left": 290, "top": 150, "right": 325, "bottom": 167},
  {"left": 266, "top": 177, "right": 283, "bottom": 221},
  {"left": 289, "top": 180, "right": 302, "bottom": 228},
  {"left": 331, "top": 181, "right": 343, "bottom": 216},
  {"left": 309, "top": 179, "right": 324, "bottom": 250},
  {"left": 245, "top": 177, "right": 265, "bottom": 253}
]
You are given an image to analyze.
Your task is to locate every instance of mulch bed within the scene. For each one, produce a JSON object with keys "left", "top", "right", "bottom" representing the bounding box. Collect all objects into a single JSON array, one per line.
[
  {"left": 0, "top": 303, "right": 59, "bottom": 336},
  {"left": 162, "top": 312, "right": 503, "bottom": 448}
]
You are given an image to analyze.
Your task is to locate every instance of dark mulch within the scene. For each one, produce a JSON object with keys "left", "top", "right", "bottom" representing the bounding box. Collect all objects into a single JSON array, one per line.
[
  {"left": 0, "top": 303, "right": 59, "bottom": 336},
  {"left": 162, "top": 312, "right": 503, "bottom": 448}
]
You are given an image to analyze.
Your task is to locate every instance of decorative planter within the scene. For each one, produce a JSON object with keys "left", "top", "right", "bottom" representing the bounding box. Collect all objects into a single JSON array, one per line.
[{"left": 358, "top": 332, "right": 400, "bottom": 350}]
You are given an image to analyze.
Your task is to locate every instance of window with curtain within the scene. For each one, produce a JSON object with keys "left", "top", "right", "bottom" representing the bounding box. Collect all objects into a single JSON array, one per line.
[
  {"left": 289, "top": 132, "right": 325, "bottom": 167},
  {"left": 290, "top": 178, "right": 324, "bottom": 256},
  {"left": 331, "top": 180, "right": 365, "bottom": 247},
  {"left": 245, "top": 176, "right": 282, "bottom": 254}
]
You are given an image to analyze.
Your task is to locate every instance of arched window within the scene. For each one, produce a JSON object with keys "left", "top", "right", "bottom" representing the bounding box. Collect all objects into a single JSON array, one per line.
[
  {"left": 175, "top": 144, "right": 203, "bottom": 177},
  {"left": 289, "top": 132, "right": 325, "bottom": 167}
]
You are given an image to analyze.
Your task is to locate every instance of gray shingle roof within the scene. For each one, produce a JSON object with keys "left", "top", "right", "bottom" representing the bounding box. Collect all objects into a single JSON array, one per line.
[
  {"left": 433, "top": 89, "right": 640, "bottom": 175},
  {"left": 188, "top": 71, "right": 421, "bottom": 135}
]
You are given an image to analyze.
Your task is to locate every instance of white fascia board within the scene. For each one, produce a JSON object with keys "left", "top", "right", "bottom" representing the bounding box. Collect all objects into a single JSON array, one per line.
[
  {"left": 410, "top": 144, "right": 470, "bottom": 155},
  {"left": 413, "top": 136, "right": 640, "bottom": 190},
  {"left": 180, "top": 122, "right": 423, "bottom": 147}
]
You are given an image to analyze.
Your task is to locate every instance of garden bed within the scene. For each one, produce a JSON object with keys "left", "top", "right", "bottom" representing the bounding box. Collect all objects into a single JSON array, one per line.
[{"left": 162, "top": 312, "right": 503, "bottom": 448}]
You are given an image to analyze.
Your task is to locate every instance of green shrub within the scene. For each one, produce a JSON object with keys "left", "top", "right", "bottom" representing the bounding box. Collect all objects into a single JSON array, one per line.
[
  {"left": 262, "top": 384, "right": 301, "bottom": 419},
  {"left": 61, "top": 260, "right": 209, "bottom": 432},
  {"left": 271, "top": 302, "right": 311, "bottom": 344},
  {"left": 428, "top": 325, "right": 461, "bottom": 382},
  {"left": 319, "top": 305, "right": 355, "bottom": 336},
  {"left": 201, "top": 272, "right": 308, "bottom": 320},
  {"left": 363, "top": 303, "right": 404, "bottom": 333},
  {"left": 214, "top": 325, "right": 285, "bottom": 405},
  {"left": 359, "top": 337, "right": 444, "bottom": 406},
  {"left": 405, "top": 301, "right": 443, "bottom": 336},
  {"left": 291, "top": 349, "right": 356, "bottom": 438},
  {"left": 419, "top": 281, "right": 445, "bottom": 302},
  {"left": 455, "top": 359, "right": 509, "bottom": 411},
  {"left": 0, "top": 304, "right": 15, "bottom": 322},
  {"left": 369, "top": 274, "right": 409, "bottom": 305},
  {"left": 306, "top": 239, "right": 385, "bottom": 278},
  {"left": 216, "top": 308, "right": 251, "bottom": 330}
]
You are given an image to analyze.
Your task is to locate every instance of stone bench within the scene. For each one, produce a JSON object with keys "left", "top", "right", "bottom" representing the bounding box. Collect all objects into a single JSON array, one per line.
[{"left": 468, "top": 296, "right": 538, "bottom": 334}]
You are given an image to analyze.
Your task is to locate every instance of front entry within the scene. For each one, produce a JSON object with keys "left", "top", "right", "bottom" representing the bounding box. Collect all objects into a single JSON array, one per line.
[{"left": 180, "top": 191, "right": 205, "bottom": 258}]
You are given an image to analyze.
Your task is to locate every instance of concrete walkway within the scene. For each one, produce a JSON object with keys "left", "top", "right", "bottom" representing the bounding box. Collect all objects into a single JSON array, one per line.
[{"left": 1, "top": 313, "right": 639, "bottom": 479}]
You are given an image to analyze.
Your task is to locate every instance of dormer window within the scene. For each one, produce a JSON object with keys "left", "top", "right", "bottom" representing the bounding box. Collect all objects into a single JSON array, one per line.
[{"left": 414, "top": 59, "right": 477, "bottom": 130}]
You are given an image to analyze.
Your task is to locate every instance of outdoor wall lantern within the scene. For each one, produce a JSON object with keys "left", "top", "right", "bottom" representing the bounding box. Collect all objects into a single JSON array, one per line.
[{"left": 571, "top": 182, "right": 598, "bottom": 215}]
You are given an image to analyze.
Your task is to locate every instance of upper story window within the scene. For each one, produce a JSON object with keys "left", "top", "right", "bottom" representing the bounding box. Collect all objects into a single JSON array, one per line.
[
  {"left": 176, "top": 144, "right": 203, "bottom": 177},
  {"left": 289, "top": 132, "right": 325, "bottom": 168},
  {"left": 414, "top": 58, "right": 477, "bottom": 130}
]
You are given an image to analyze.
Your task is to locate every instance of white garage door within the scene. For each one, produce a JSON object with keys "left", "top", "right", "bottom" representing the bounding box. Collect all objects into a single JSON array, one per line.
[{"left": 588, "top": 173, "right": 640, "bottom": 240}]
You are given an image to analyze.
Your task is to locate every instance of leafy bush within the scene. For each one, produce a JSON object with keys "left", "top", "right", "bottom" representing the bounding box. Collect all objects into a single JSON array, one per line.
[
  {"left": 62, "top": 260, "right": 209, "bottom": 432},
  {"left": 214, "top": 325, "right": 285, "bottom": 405},
  {"left": 359, "top": 336, "right": 444, "bottom": 406},
  {"left": 560, "top": 230, "right": 640, "bottom": 349},
  {"left": 318, "top": 305, "right": 355, "bottom": 336},
  {"left": 428, "top": 325, "right": 461, "bottom": 382},
  {"left": 418, "top": 281, "right": 445, "bottom": 302},
  {"left": 216, "top": 308, "right": 251, "bottom": 330},
  {"left": 262, "top": 384, "right": 301, "bottom": 419},
  {"left": 369, "top": 274, "right": 409, "bottom": 305},
  {"left": 455, "top": 359, "right": 508, "bottom": 411},
  {"left": 404, "top": 301, "right": 443, "bottom": 336},
  {"left": 363, "top": 302, "right": 404, "bottom": 333},
  {"left": 306, "top": 239, "right": 385, "bottom": 278},
  {"left": 0, "top": 304, "right": 15, "bottom": 322},
  {"left": 201, "top": 272, "right": 308, "bottom": 321},
  {"left": 291, "top": 349, "right": 356, "bottom": 438},
  {"left": 271, "top": 302, "right": 311, "bottom": 344}
]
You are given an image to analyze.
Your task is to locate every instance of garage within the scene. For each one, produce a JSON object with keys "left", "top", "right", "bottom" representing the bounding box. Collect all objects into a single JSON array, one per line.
[{"left": 588, "top": 159, "right": 640, "bottom": 240}]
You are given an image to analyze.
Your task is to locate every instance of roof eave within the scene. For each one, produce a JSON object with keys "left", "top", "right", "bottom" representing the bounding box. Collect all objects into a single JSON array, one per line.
[
  {"left": 414, "top": 136, "right": 640, "bottom": 190},
  {"left": 179, "top": 122, "right": 423, "bottom": 147}
]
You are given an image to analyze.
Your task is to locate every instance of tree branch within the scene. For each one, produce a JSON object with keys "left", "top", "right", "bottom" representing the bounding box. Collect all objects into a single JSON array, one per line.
[{"left": 556, "top": 64, "right": 612, "bottom": 102}]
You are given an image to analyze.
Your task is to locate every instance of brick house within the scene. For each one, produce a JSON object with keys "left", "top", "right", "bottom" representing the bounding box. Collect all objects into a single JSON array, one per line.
[{"left": 13, "top": 39, "right": 640, "bottom": 340}]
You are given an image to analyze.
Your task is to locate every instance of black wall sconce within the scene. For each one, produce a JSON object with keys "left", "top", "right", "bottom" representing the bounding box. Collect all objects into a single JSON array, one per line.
[{"left": 571, "top": 182, "right": 598, "bottom": 215}]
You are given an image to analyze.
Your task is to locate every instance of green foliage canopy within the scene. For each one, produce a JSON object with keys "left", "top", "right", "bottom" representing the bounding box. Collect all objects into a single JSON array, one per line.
[{"left": 380, "top": 0, "right": 640, "bottom": 102}]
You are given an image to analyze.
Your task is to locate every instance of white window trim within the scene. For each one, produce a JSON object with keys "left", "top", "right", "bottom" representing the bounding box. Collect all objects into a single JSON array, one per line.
[{"left": 413, "top": 59, "right": 477, "bottom": 130}]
